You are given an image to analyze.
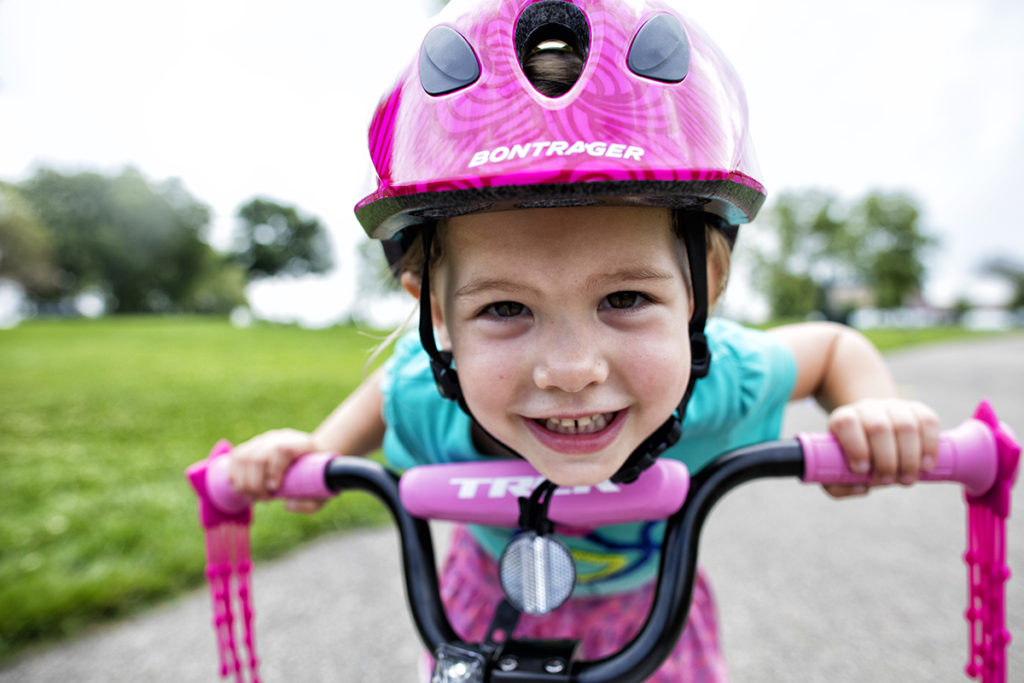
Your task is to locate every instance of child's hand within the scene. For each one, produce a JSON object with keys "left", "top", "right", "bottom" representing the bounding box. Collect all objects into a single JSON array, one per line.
[
  {"left": 825, "top": 398, "right": 941, "bottom": 498},
  {"left": 229, "top": 428, "right": 324, "bottom": 513}
]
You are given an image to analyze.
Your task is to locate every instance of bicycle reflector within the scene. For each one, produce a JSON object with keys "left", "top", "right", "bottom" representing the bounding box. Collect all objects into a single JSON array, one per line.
[
  {"left": 432, "top": 644, "right": 487, "bottom": 683},
  {"left": 499, "top": 531, "right": 576, "bottom": 615}
]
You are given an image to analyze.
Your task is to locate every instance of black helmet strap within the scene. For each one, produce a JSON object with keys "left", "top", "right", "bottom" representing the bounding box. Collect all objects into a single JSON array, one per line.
[{"left": 417, "top": 224, "right": 468, "bottom": 411}]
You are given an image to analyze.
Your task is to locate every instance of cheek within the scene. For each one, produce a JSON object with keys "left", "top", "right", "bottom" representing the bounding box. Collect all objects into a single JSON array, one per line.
[
  {"left": 451, "top": 337, "right": 522, "bottom": 409},
  {"left": 625, "top": 335, "right": 692, "bottom": 402}
]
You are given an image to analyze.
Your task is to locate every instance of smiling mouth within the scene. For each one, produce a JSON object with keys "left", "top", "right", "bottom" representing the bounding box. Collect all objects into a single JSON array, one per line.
[{"left": 535, "top": 412, "right": 619, "bottom": 435}]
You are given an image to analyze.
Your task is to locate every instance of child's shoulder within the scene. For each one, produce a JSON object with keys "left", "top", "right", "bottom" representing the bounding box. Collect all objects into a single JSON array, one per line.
[
  {"left": 380, "top": 330, "right": 434, "bottom": 400},
  {"left": 693, "top": 318, "right": 797, "bottom": 422},
  {"left": 673, "top": 319, "right": 797, "bottom": 469},
  {"left": 705, "top": 318, "right": 790, "bottom": 365}
]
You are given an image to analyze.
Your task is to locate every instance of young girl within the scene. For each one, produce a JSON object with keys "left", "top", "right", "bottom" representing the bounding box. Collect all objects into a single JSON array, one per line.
[{"left": 230, "top": 1, "right": 940, "bottom": 679}]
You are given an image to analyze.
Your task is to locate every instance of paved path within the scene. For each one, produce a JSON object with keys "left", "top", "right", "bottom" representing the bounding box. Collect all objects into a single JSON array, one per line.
[{"left": 2, "top": 334, "right": 1022, "bottom": 682}]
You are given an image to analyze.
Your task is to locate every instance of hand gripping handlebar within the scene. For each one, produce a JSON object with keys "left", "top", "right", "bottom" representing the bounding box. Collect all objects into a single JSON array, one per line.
[{"left": 187, "top": 401, "right": 1018, "bottom": 683}]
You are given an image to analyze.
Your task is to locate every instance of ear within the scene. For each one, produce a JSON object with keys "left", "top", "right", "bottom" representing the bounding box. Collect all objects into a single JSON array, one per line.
[
  {"left": 401, "top": 271, "right": 452, "bottom": 351},
  {"left": 400, "top": 271, "right": 420, "bottom": 299}
]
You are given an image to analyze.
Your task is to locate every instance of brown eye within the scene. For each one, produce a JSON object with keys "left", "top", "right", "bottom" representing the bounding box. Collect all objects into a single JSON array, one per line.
[
  {"left": 605, "top": 291, "right": 643, "bottom": 309},
  {"left": 486, "top": 301, "right": 526, "bottom": 317}
]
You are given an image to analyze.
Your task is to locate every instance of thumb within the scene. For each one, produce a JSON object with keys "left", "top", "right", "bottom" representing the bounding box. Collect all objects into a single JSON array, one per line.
[{"left": 266, "top": 439, "right": 315, "bottom": 492}]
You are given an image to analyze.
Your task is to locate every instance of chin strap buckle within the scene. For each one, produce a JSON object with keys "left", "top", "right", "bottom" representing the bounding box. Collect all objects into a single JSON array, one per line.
[{"left": 429, "top": 351, "right": 462, "bottom": 402}]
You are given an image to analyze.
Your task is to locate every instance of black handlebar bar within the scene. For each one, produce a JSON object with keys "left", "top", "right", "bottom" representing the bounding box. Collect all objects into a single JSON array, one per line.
[{"left": 322, "top": 441, "right": 805, "bottom": 683}]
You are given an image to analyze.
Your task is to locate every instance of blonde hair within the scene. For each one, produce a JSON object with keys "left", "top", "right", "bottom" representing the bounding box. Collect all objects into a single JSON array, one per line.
[{"left": 705, "top": 224, "right": 731, "bottom": 309}]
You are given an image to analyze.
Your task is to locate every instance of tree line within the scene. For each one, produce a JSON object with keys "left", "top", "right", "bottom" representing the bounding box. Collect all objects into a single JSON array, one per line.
[
  {"left": 753, "top": 189, "right": 933, "bottom": 321},
  {"left": 753, "top": 189, "right": 1023, "bottom": 321},
  {"left": 2, "top": 167, "right": 1020, "bottom": 321},
  {"left": 0, "top": 167, "right": 331, "bottom": 314}
]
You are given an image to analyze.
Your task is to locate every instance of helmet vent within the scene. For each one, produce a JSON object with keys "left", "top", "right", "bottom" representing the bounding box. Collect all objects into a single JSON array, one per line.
[
  {"left": 419, "top": 26, "right": 481, "bottom": 96},
  {"left": 627, "top": 13, "right": 690, "bottom": 83},
  {"left": 515, "top": 1, "right": 589, "bottom": 97}
]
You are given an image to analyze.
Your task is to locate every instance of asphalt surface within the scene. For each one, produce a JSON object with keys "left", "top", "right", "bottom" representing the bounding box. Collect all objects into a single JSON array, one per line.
[{"left": 2, "top": 333, "right": 1022, "bottom": 682}]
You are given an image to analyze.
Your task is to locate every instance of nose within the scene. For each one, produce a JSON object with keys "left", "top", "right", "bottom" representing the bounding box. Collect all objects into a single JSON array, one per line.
[{"left": 532, "top": 332, "right": 609, "bottom": 393}]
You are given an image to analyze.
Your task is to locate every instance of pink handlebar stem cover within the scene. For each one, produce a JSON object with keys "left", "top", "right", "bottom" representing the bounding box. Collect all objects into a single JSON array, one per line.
[
  {"left": 799, "top": 415, "right": 1001, "bottom": 496},
  {"left": 399, "top": 458, "right": 690, "bottom": 528}
]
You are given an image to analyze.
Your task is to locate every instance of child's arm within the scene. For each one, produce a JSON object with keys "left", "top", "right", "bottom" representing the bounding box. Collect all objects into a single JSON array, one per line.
[
  {"left": 228, "top": 367, "right": 387, "bottom": 509},
  {"left": 767, "top": 321, "right": 941, "bottom": 497}
]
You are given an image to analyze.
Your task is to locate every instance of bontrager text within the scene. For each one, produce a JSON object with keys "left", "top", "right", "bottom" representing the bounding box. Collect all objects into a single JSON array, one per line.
[{"left": 469, "top": 141, "right": 645, "bottom": 168}]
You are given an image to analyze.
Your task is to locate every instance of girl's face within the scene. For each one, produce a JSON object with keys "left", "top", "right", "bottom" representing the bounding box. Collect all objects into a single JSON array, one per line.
[{"left": 432, "top": 206, "right": 693, "bottom": 486}]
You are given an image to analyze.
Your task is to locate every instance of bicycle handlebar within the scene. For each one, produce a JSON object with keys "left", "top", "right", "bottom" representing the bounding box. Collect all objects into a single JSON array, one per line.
[
  {"left": 199, "top": 415, "right": 1001, "bottom": 522},
  {"left": 188, "top": 402, "right": 1019, "bottom": 682},
  {"left": 800, "top": 415, "right": 1001, "bottom": 495}
]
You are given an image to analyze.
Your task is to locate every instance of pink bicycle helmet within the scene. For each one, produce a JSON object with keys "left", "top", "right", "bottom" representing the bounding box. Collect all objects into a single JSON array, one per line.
[
  {"left": 355, "top": 0, "right": 764, "bottom": 243},
  {"left": 356, "top": 0, "right": 764, "bottom": 484}
]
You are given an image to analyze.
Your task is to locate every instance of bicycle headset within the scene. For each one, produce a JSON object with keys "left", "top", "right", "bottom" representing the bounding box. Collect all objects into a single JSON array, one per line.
[{"left": 354, "top": 0, "right": 766, "bottom": 485}]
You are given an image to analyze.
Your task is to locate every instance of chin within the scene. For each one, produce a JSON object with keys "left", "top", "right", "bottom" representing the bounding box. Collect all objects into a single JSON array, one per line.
[{"left": 530, "top": 458, "right": 622, "bottom": 488}]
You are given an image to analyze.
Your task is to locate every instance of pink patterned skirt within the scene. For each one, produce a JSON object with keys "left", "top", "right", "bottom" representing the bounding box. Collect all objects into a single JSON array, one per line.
[{"left": 426, "top": 524, "right": 728, "bottom": 682}]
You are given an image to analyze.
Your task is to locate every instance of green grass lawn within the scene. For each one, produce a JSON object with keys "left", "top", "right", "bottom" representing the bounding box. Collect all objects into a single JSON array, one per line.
[
  {"left": 0, "top": 316, "right": 394, "bottom": 662},
  {"left": 0, "top": 316, "right": 1002, "bottom": 663}
]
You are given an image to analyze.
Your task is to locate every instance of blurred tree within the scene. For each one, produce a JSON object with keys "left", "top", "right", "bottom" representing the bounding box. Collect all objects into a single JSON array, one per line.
[
  {"left": 182, "top": 250, "right": 249, "bottom": 313},
  {"left": 18, "top": 167, "right": 245, "bottom": 313},
  {"left": 849, "top": 193, "right": 934, "bottom": 309},
  {"left": 755, "top": 189, "right": 934, "bottom": 320},
  {"left": 981, "top": 256, "right": 1024, "bottom": 309},
  {"left": 754, "top": 190, "right": 846, "bottom": 319},
  {"left": 231, "top": 198, "right": 332, "bottom": 279},
  {"left": 0, "top": 182, "right": 59, "bottom": 297}
]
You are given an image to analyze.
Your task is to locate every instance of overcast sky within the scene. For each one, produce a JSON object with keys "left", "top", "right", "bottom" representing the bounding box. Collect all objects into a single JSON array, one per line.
[{"left": 1, "top": 0, "right": 1022, "bottom": 324}]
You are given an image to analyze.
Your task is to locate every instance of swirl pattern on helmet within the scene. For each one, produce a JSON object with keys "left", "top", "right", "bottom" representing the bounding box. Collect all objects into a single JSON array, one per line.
[{"left": 357, "top": 0, "right": 763, "bottom": 238}]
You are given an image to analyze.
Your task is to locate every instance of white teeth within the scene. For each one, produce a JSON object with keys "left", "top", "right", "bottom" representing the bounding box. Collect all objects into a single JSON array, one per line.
[{"left": 543, "top": 413, "right": 613, "bottom": 435}]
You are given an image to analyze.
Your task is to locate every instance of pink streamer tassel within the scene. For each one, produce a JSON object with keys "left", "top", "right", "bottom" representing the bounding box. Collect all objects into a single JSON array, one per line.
[
  {"left": 963, "top": 401, "right": 1019, "bottom": 683},
  {"left": 236, "top": 528, "right": 260, "bottom": 682},
  {"left": 188, "top": 442, "right": 261, "bottom": 683}
]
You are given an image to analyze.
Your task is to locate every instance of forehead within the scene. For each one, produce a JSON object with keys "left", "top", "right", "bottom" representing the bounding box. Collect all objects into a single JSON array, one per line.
[{"left": 441, "top": 206, "right": 679, "bottom": 276}]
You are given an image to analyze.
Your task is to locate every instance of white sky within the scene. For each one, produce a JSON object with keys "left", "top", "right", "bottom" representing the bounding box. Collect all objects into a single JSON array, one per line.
[{"left": 1, "top": 0, "right": 1022, "bottom": 325}]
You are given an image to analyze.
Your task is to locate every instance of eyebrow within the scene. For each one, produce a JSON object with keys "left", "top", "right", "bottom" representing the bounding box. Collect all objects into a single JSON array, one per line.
[
  {"left": 454, "top": 278, "right": 541, "bottom": 299},
  {"left": 585, "top": 266, "right": 676, "bottom": 291},
  {"left": 454, "top": 266, "right": 675, "bottom": 299}
]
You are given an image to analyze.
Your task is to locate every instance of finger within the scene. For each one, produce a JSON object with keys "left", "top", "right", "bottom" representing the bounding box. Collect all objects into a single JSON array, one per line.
[
  {"left": 242, "top": 458, "right": 272, "bottom": 500},
  {"left": 229, "top": 449, "right": 262, "bottom": 498},
  {"left": 268, "top": 433, "right": 318, "bottom": 492},
  {"left": 227, "top": 455, "right": 245, "bottom": 493},
  {"left": 914, "top": 402, "right": 942, "bottom": 471},
  {"left": 828, "top": 406, "right": 871, "bottom": 475},
  {"left": 861, "top": 404, "right": 898, "bottom": 485},
  {"left": 887, "top": 402, "right": 922, "bottom": 485},
  {"left": 230, "top": 438, "right": 280, "bottom": 499},
  {"left": 265, "top": 445, "right": 300, "bottom": 493},
  {"left": 285, "top": 499, "right": 326, "bottom": 514},
  {"left": 824, "top": 483, "right": 870, "bottom": 499}
]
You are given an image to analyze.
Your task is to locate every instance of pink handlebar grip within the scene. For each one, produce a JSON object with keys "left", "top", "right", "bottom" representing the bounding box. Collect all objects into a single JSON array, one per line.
[
  {"left": 201, "top": 452, "right": 336, "bottom": 516},
  {"left": 399, "top": 458, "right": 690, "bottom": 528},
  {"left": 799, "top": 417, "right": 999, "bottom": 496}
]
